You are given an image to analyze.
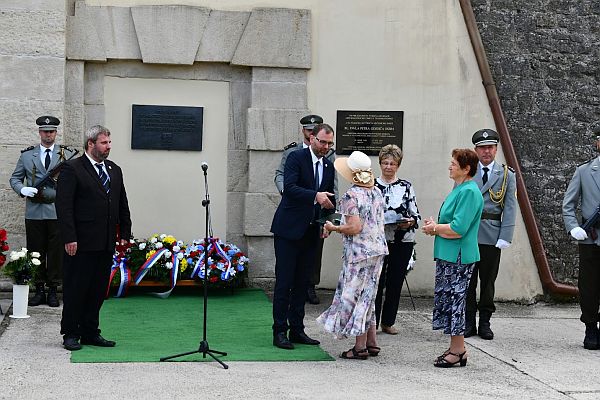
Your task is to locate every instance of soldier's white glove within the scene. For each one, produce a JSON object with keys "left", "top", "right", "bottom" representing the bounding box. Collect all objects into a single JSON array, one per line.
[
  {"left": 570, "top": 227, "right": 588, "bottom": 241},
  {"left": 495, "top": 239, "right": 511, "bottom": 249},
  {"left": 20, "top": 187, "right": 38, "bottom": 197}
]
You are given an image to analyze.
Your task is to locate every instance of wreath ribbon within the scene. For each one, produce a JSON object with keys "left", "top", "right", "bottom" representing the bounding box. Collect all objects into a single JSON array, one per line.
[{"left": 106, "top": 257, "right": 130, "bottom": 298}]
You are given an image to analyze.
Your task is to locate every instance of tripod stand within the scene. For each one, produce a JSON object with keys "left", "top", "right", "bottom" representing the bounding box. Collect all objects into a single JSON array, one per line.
[{"left": 160, "top": 162, "right": 228, "bottom": 369}]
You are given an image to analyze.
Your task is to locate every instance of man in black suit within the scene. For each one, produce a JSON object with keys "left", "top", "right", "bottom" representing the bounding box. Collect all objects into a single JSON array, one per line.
[
  {"left": 56, "top": 125, "right": 131, "bottom": 351},
  {"left": 270, "top": 123, "right": 336, "bottom": 349}
]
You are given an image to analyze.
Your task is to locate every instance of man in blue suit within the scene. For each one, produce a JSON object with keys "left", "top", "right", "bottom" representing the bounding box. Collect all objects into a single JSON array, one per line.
[{"left": 271, "top": 123, "right": 336, "bottom": 349}]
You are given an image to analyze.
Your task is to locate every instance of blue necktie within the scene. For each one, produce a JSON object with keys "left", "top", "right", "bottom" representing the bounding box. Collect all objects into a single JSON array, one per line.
[
  {"left": 95, "top": 163, "right": 110, "bottom": 193},
  {"left": 314, "top": 160, "right": 320, "bottom": 190}
]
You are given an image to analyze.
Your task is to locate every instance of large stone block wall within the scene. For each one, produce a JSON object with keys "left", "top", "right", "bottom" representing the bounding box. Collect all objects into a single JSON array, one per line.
[
  {"left": 0, "top": 0, "right": 66, "bottom": 257},
  {"left": 472, "top": 1, "right": 600, "bottom": 285}
]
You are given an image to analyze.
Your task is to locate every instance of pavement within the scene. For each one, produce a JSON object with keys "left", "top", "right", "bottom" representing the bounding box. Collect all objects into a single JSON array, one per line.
[{"left": 0, "top": 290, "right": 599, "bottom": 400}]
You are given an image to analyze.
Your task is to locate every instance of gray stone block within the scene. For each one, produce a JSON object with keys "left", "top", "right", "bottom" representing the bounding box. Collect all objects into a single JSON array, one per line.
[
  {"left": 91, "top": 6, "right": 141, "bottom": 60},
  {"left": 0, "top": 146, "right": 21, "bottom": 187},
  {"left": 246, "top": 237, "right": 275, "bottom": 279},
  {"left": 0, "top": 56, "right": 65, "bottom": 101},
  {"left": 66, "top": 6, "right": 106, "bottom": 61},
  {"left": 251, "top": 81, "right": 307, "bottom": 109},
  {"left": 63, "top": 103, "right": 85, "bottom": 147},
  {"left": 227, "top": 150, "right": 248, "bottom": 192},
  {"left": 227, "top": 191, "right": 246, "bottom": 235},
  {"left": 247, "top": 108, "right": 307, "bottom": 150},
  {"left": 65, "top": 61, "right": 84, "bottom": 104},
  {"left": 243, "top": 193, "right": 279, "bottom": 236},
  {"left": 0, "top": 189, "right": 26, "bottom": 233},
  {"left": 0, "top": 100, "right": 64, "bottom": 145},
  {"left": 2, "top": 0, "right": 64, "bottom": 11},
  {"left": 252, "top": 67, "right": 307, "bottom": 83},
  {"left": 248, "top": 151, "right": 282, "bottom": 194},
  {"left": 0, "top": 9, "right": 65, "bottom": 57},
  {"left": 84, "top": 63, "right": 105, "bottom": 105},
  {"left": 196, "top": 10, "right": 250, "bottom": 62},
  {"left": 232, "top": 8, "right": 311, "bottom": 69},
  {"left": 131, "top": 5, "right": 210, "bottom": 65},
  {"left": 229, "top": 80, "right": 251, "bottom": 150},
  {"left": 85, "top": 104, "right": 105, "bottom": 128}
]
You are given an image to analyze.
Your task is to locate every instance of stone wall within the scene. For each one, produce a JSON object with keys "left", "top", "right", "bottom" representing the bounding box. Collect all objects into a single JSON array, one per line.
[{"left": 471, "top": 0, "right": 600, "bottom": 284}]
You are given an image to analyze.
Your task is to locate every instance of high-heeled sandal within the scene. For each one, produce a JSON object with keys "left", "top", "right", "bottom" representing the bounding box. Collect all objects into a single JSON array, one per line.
[
  {"left": 340, "top": 347, "right": 368, "bottom": 360},
  {"left": 433, "top": 350, "right": 467, "bottom": 368},
  {"left": 366, "top": 345, "right": 381, "bottom": 356}
]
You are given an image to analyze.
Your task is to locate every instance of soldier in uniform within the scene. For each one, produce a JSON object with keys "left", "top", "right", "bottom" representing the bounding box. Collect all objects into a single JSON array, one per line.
[
  {"left": 9, "top": 116, "right": 77, "bottom": 307},
  {"left": 274, "top": 114, "right": 337, "bottom": 304},
  {"left": 465, "top": 129, "right": 517, "bottom": 340},
  {"left": 562, "top": 130, "right": 600, "bottom": 350}
]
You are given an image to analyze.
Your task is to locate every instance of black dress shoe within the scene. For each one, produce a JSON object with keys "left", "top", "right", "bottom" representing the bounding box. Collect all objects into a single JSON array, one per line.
[
  {"left": 289, "top": 331, "right": 320, "bottom": 345},
  {"left": 273, "top": 332, "right": 294, "bottom": 350},
  {"left": 464, "top": 325, "right": 477, "bottom": 338},
  {"left": 478, "top": 322, "right": 494, "bottom": 340},
  {"left": 306, "top": 286, "right": 320, "bottom": 305},
  {"left": 46, "top": 287, "right": 59, "bottom": 308},
  {"left": 81, "top": 335, "right": 116, "bottom": 347},
  {"left": 583, "top": 324, "right": 599, "bottom": 350},
  {"left": 63, "top": 337, "right": 82, "bottom": 351}
]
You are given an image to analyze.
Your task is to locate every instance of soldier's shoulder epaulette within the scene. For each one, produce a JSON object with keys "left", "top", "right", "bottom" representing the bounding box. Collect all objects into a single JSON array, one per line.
[
  {"left": 59, "top": 144, "right": 77, "bottom": 153},
  {"left": 577, "top": 158, "right": 594, "bottom": 167},
  {"left": 283, "top": 142, "right": 297, "bottom": 151},
  {"left": 503, "top": 164, "right": 515, "bottom": 173},
  {"left": 21, "top": 145, "right": 35, "bottom": 153}
]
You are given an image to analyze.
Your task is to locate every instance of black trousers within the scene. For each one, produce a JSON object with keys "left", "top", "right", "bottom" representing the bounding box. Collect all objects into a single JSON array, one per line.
[
  {"left": 25, "top": 219, "right": 62, "bottom": 286},
  {"left": 578, "top": 244, "right": 600, "bottom": 325},
  {"left": 375, "top": 241, "right": 414, "bottom": 327},
  {"left": 60, "top": 250, "right": 112, "bottom": 339},
  {"left": 272, "top": 225, "right": 318, "bottom": 334},
  {"left": 466, "top": 244, "right": 501, "bottom": 317},
  {"left": 310, "top": 237, "right": 325, "bottom": 286}
]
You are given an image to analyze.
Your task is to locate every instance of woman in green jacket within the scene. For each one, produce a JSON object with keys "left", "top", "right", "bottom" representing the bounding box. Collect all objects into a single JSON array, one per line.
[{"left": 422, "top": 148, "right": 483, "bottom": 368}]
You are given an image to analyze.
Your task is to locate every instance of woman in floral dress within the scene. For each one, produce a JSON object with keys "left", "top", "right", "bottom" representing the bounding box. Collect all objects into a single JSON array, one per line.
[{"left": 318, "top": 151, "right": 388, "bottom": 360}]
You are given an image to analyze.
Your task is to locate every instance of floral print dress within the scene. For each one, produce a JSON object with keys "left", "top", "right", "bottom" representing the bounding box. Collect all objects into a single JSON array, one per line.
[{"left": 317, "top": 186, "right": 388, "bottom": 338}]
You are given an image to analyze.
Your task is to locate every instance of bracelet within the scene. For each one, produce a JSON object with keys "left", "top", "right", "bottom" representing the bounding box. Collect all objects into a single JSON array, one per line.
[{"left": 433, "top": 224, "right": 437, "bottom": 234}]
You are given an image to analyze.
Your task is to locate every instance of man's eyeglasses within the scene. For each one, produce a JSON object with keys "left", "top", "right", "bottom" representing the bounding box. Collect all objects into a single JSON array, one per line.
[{"left": 314, "top": 137, "right": 334, "bottom": 147}]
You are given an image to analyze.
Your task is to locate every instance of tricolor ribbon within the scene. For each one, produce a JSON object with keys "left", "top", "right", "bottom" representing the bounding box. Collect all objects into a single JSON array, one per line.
[
  {"left": 106, "top": 257, "right": 130, "bottom": 298},
  {"left": 133, "top": 248, "right": 168, "bottom": 284}
]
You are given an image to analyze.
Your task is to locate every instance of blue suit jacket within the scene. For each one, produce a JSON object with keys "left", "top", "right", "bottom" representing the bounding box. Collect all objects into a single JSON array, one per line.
[{"left": 271, "top": 147, "right": 335, "bottom": 240}]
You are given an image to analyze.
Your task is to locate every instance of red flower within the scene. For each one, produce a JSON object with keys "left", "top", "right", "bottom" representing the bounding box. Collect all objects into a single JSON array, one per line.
[
  {"left": 0, "top": 229, "right": 6, "bottom": 241},
  {"left": 209, "top": 276, "right": 218, "bottom": 283},
  {"left": 1, "top": 244, "right": 8, "bottom": 251},
  {"left": 0, "top": 253, "right": 5, "bottom": 267}
]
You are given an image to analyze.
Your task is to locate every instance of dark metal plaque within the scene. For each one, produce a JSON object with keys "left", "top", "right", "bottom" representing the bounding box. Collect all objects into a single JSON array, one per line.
[
  {"left": 131, "top": 105, "right": 203, "bottom": 151},
  {"left": 335, "top": 111, "right": 403, "bottom": 156}
]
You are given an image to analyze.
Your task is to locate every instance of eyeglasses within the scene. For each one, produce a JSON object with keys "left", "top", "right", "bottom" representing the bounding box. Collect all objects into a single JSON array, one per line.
[{"left": 314, "top": 137, "right": 334, "bottom": 147}]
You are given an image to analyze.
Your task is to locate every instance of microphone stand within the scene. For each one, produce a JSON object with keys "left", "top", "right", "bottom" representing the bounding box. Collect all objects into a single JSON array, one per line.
[{"left": 160, "top": 164, "right": 228, "bottom": 369}]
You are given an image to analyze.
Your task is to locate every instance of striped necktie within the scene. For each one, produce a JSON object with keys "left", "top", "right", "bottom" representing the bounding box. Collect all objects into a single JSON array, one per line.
[{"left": 95, "top": 163, "right": 110, "bottom": 193}]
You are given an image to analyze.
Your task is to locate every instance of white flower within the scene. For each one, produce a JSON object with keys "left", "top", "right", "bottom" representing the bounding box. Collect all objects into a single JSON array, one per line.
[
  {"left": 177, "top": 240, "right": 184, "bottom": 247},
  {"left": 166, "top": 262, "right": 173, "bottom": 269},
  {"left": 31, "top": 252, "right": 41, "bottom": 258},
  {"left": 17, "top": 251, "right": 26, "bottom": 259},
  {"left": 31, "top": 258, "right": 41, "bottom": 266},
  {"left": 9, "top": 252, "right": 21, "bottom": 261},
  {"left": 155, "top": 242, "right": 163, "bottom": 249},
  {"left": 138, "top": 243, "right": 146, "bottom": 250},
  {"left": 172, "top": 245, "right": 180, "bottom": 252},
  {"left": 129, "top": 239, "right": 135, "bottom": 244},
  {"left": 177, "top": 252, "right": 184, "bottom": 260},
  {"left": 164, "top": 250, "right": 172, "bottom": 258},
  {"left": 150, "top": 237, "right": 158, "bottom": 244},
  {"left": 20, "top": 247, "right": 28, "bottom": 252},
  {"left": 159, "top": 234, "right": 167, "bottom": 240}
]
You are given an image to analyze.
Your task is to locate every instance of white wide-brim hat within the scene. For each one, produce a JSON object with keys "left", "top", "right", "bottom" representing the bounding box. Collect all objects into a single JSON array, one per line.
[{"left": 334, "top": 151, "right": 374, "bottom": 188}]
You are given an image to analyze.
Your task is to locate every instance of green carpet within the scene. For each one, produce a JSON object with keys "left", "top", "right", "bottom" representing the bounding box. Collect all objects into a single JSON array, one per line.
[{"left": 71, "top": 288, "right": 334, "bottom": 363}]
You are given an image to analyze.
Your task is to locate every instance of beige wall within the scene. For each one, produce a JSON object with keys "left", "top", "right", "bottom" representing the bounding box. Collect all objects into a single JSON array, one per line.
[
  {"left": 89, "top": 0, "right": 543, "bottom": 301},
  {"left": 104, "top": 77, "right": 229, "bottom": 243}
]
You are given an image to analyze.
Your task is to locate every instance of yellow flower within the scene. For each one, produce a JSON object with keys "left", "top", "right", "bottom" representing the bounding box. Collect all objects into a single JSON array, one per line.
[
  {"left": 163, "top": 236, "right": 176, "bottom": 245},
  {"left": 146, "top": 250, "right": 156, "bottom": 259},
  {"left": 180, "top": 258, "right": 188, "bottom": 272}
]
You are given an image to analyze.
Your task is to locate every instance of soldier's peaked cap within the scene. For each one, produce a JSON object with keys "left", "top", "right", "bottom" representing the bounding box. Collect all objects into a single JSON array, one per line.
[
  {"left": 36, "top": 115, "right": 60, "bottom": 131},
  {"left": 472, "top": 129, "right": 499, "bottom": 146},
  {"left": 300, "top": 114, "right": 323, "bottom": 130}
]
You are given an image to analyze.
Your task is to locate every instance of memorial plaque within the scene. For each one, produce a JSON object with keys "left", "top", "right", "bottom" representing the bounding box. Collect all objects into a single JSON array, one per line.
[
  {"left": 336, "top": 111, "right": 403, "bottom": 156},
  {"left": 131, "top": 104, "right": 203, "bottom": 151}
]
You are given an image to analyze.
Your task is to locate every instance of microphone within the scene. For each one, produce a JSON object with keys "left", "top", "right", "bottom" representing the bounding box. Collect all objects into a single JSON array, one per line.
[{"left": 201, "top": 162, "right": 209, "bottom": 172}]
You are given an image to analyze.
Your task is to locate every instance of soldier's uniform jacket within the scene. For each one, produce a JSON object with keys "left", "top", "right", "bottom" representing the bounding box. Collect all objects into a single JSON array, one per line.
[
  {"left": 275, "top": 142, "right": 338, "bottom": 197},
  {"left": 563, "top": 157, "right": 600, "bottom": 245},
  {"left": 473, "top": 162, "right": 517, "bottom": 245},
  {"left": 9, "top": 145, "right": 76, "bottom": 220}
]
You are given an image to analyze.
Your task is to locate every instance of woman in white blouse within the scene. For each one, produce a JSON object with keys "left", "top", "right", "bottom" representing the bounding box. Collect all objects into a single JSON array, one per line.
[{"left": 374, "top": 144, "right": 421, "bottom": 335}]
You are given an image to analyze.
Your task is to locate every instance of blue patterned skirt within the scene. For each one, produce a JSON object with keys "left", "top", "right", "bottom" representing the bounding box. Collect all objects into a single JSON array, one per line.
[{"left": 432, "top": 254, "right": 475, "bottom": 336}]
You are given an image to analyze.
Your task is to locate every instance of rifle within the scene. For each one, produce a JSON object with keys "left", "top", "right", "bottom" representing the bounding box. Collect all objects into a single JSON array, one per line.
[
  {"left": 32, "top": 147, "right": 79, "bottom": 203},
  {"left": 581, "top": 202, "right": 600, "bottom": 241}
]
